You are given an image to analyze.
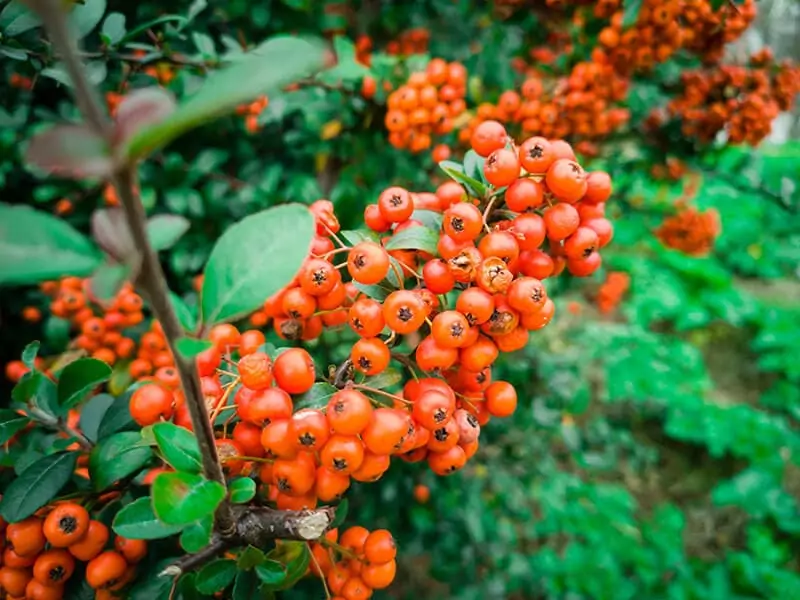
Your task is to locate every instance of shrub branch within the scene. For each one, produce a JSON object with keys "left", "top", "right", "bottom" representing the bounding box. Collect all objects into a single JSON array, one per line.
[{"left": 35, "top": 0, "right": 234, "bottom": 537}]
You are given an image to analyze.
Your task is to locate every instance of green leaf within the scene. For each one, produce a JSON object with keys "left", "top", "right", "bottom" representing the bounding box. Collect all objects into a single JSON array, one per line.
[
  {"left": 237, "top": 546, "right": 266, "bottom": 571},
  {"left": 0, "top": 452, "right": 77, "bottom": 522},
  {"left": 0, "top": 409, "right": 30, "bottom": 445},
  {"left": 96, "top": 393, "right": 136, "bottom": 439},
  {"left": 179, "top": 515, "right": 213, "bottom": 553},
  {"left": 152, "top": 472, "right": 226, "bottom": 526},
  {"left": 169, "top": 292, "right": 198, "bottom": 333},
  {"left": 269, "top": 541, "right": 310, "bottom": 590},
  {"left": 0, "top": 2, "right": 40, "bottom": 37},
  {"left": 196, "top": 559, "right": 237, "bottom": 595},
  {"left": 152, "top": 422, "right": 202, "bottom": 473},
  {"left": 175, "top": 337, "right": 213, "bottom": 359},
  {"left": 201, "top": 204, "right": 314, "bottom": 325},
  {"left": 352, "top": 282, "right": 391, "bottom": 302},
  {"left": 329, "top": 497, "right": 348, "bottom": 530},
  {"left": 255, "top": 561, "right": 287, "bottom": 588},
  {"left": 69, "top": 0, "right": 107, "bottom": 39},
  {"left": 124, "top": 36, "right": 326, "bottom": 160},
  {"left": 22, "top": 341, "right": 40, "bottom": 369},
  {"left": 411, "top": 209, "right": 444, "bottom": 231},
  {"left": 384, "top": 225, "right": 438, "bottom": 254},
  {"left": 340, "top": 230, "right": 379, "bottom": 245},
  {"left": 293, "top": 383, "right": 337, "bottom": 411},
  {"left": 112, "top": 497, "right": 185, "bottom": 540},
  {"left": 45, "top": 317, "right": 71, "bottom": 349},
  {"left": 439, "top": 161, "right": 487, "bottom": 198},
  {"left": 57, "top": 358, "right": 112, "bottom": 409},
  {"left": 232, "top": 570, "right": 260, "bottom": 600},
  {"left": 78, "top": 393, "right": 115, "bottom": 443},
  {"left": 89, "top": 262, "right": 130, "bottom": 302},
  {"left": 622, "top": 0, "right": 643, "bottom": 28},
  {"left": 463, "top": 150, "right": 486, "bottom": 183},
  {"left": 89, "top": 431, "right": 153, "bottom": 490},
  {"left": 364, "top": 367, "right": 402, "bottom": 390},
  {"left": 147, "top": 215, "right": 190, "bottom": 252},
  {"left": 229, "top": 477, "right": 256, "bottom": 503},
  {"left": 0, "top": 203, "right": 102, "bottom": 285},
  {"left": 100, "top": 12, "right": 126, "bottom": 45},
  {"left": 126, "top": 559, "right": 177, "bottom": 600}
]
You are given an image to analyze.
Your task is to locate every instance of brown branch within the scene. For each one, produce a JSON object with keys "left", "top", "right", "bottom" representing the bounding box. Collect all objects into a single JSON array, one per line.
[
  {"left": 35, "top": 0, "right": 236, "bottom": 537},
  {"left": 160, "top": 506, "right": 336, "bottom": 577}
]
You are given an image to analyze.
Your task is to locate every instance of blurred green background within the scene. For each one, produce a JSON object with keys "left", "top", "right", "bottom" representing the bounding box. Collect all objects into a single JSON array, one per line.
[{"left": 1, "top": 1, "right": 799, "bottom": 599}]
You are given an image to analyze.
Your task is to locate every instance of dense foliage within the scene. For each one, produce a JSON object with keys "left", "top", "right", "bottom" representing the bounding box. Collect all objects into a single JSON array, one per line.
[{"left": 0, "top": 1, "right": 799, "bottom": 599}]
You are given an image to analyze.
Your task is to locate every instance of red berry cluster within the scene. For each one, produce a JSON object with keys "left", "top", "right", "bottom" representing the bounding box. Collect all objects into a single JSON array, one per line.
[
  {"left": 656, "top": 204, "right": 721, "bottom": 257},
  {"left": 311, "top": 527, "right": 398, "bottom": 597},
  {"left": 0, "top": 508, "right": 145, "bottom": 600},
  {"left": 384, "top": 58, "right": 468, "bottom": 153},
  {"left": 462, "top": 53, "right": 630, "bottom": 157},
  {"left": 595, "top": 271, "right": 630, "bottom": 314},
  {"left": 667, "top": 54, "right": 800, "bottom": 145}
]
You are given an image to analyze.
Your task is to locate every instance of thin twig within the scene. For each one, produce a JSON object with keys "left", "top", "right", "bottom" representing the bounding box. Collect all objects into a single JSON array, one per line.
[{"left": 35, "top": 0, "right": 236, "bottom": 538}]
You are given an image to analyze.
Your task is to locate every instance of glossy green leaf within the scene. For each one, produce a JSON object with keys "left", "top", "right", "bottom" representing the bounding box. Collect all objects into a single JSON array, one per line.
[
  {"left": 179, "top": 515, "right": 213, "bottom": 553},
  {"left": 152, "top": 472, "right": 226, "bottom": 526},
  {"left": 622, "top": 0, "right": 643, "bottom": 28},
  {"left": 0, "top": 409, "right": 31, "bottom": 445},
  {"left": 237, "top": 545, "right": 267, "bottom": 570},
  {"left": 329, "top": 497, "right": 348, "bottom": 530},
  {"left": 100, "top": 12, "right": 126, "bottom": 45},
  {"left": 112, "top": 497, "right": 185, "bottom": 540},
  {"left": 383, "top": 224, "right": 438, "bottom": 254},
  {"left": 89, "top": 431, "right": 153, "bottom": 490},
  {"left": 147, "top": 214, "right": 190, "bottom": 252},
  {"left": 169, "top": 292, "right": 197, "bottom": 333},
  {"left": 0, "top": 452, "right": 77, "bottom": 522},
  {"left": 175, "top": 337, "right": 214, "bottom": 359},
  {"left": 152, "top": 421, "right": 202, "bottom": 473},
  {"left": 201, "top": 204, "right": 314, "bottom": 325},
  {"left": 124, "top": 36, "right": 326, "bottom": 160},
  {"left": 22, "top": 341, "right": 39, "bottom": 369},
  {"left": 0, "top": 2, "right": 40, "bottom": 37},
  {"left": 69, "top": 0, "right": 107, "bottom": 39},
  {"left": 269, "top": 541, "right": 310, "bottom": 590},
  {"left": 439, "top": 160, "right": 487, "bottom": 198},
  {"left": 96, "top": 392, "right": 137, "bottom": 439},
  {"left": 196, "top": 559, "right": 237, "bottom": 595},
  {"left": 229, "top": 477, "right": 256, "bottom": 503},
  {"left": 232, "top": 570, "right": 260, "bottom": 600},
  {"left": 255, "top": 560, "right": 287, "bottom": 588},
  {"left": 0, "top": 203, "right": 102, "bottom": 285},
  {"left": 77, "top": 393, "right": 115, "bottom": 443},
  {"left": 293, "top": 382, "right": 338, "bottom": 411},
  {"left": 57, "top": 358, "right": 112, "bottom": 409}
]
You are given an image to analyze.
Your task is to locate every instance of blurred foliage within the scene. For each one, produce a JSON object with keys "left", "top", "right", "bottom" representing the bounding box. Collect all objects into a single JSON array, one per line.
[{"left": 0, "top": 0, "right": 799, "bottom": 599}]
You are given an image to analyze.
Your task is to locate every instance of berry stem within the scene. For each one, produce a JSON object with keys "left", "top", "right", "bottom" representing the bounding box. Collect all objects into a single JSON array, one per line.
[
  {"left": 209, "top": 376, "right": 240, "bottom": 424},
  {"left": 351, "top": 384, "right": 411, "bottom": 406},
  {"left": 307, "top": 542, "right": 333, "bottom": 600}
]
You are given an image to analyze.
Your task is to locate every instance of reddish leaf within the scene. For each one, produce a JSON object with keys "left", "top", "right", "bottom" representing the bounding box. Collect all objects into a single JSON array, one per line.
[
  {"left": 114, "top": 88, "right": 176, "bottom": 147},
  {"left": 25, "top": 124, "right": 112, "bottom": 179}
]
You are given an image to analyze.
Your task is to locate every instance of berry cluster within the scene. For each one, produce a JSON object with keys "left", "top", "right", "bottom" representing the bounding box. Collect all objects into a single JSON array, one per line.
[
  {"left": 311, "top": 526, "right": 397, "bottom": 597},
  {"left": 595, "top": 271, "right": 630, "bottom": 314},
  {"left": 595, "top": 0, "right": 756, "bottom": 72},
  {"left": 235, "top": 96, "right": 270, "bottom": 134},
  {"left": 461, "top": 54, "right": 630, "bottom": 156},
  {"left": 656, "top": 204, "right": 721, "bottom": 257},
  {"left": 667, "top": 55, "right": 800, "bottom": 145},
  {"left": 384, "top": 58, "right": 467, "bottom": 153},
  {"left": 43, "top": 279, "right": 141, "bottom": 364},
  {"left": 0, "top": 505, "right": 145, "bottom": 600}
]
